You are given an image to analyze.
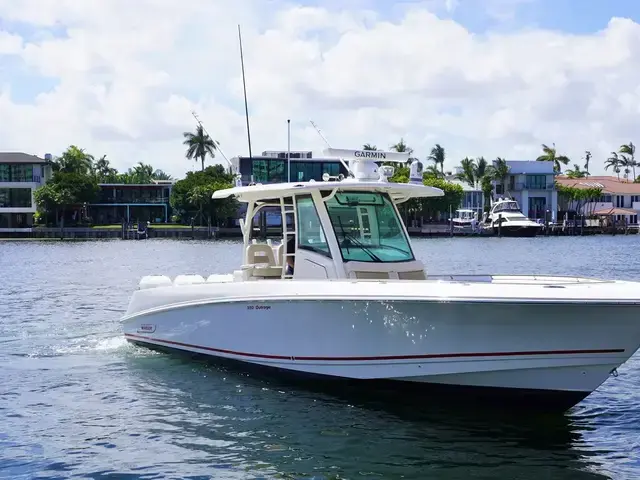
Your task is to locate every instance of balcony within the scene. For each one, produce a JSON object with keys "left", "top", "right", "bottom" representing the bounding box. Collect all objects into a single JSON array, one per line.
[
  {"left": 93, "top": 197, "right": 170, "bottom": 205},
  {"left": 512, "top": 182, "right": 555, "bottom": 191},
  {"left": 0, "top": 175, "right": 41, "bottom": 184}
]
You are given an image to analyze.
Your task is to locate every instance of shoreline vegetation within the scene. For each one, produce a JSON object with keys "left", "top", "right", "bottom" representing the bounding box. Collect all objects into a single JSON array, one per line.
[{"left": 9, "top": 129, "right": 640, "bottom": 239}]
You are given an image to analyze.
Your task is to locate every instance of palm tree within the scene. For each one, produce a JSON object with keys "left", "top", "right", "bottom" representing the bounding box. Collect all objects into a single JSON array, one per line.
[
  {"left": 390, "top": 138, "right": 413, "bottom": 156},
  {"left": 94, "top": 155, "right": 118, "bottom": 182},
  {"left": 619, "top": 142, "right": 636, "bottom": 180},
  {"left": 565, "top": 164, "right": 587, "bottom": 178},
  {"left": 536, "top": 143, "right": 570, "bottom": 173},
  {"left": 491, "top": 157, "right": 510, "bottom": 197},
  {"left": 423, "top": 165, "right": 442, "bottom": 178},
  {"left": 428, "top": 144, "right": 446, "bottom": 175},
  {"left": 583, "top": 151, "right": 591, "bottom": 178},
  {"left": 605, "top": 152, "right": 622, "bottom": 180},
  {"left": 183, "top": 124, "right": 218, "bottom": 171},
  {"left": 54, "top": 145, "right": 94, "bottom": 175},
  {"left": 362, "top": 144, "right": 377, "bottom": 151},
  {"left": 455, "top": 157, "right": 476, "bottom": 187},
  {"left": 152, "top": 169, "right": 172, "bottom": 180},
  {"left": 474, "top": 157, "right": 487, "bottom": 187}
]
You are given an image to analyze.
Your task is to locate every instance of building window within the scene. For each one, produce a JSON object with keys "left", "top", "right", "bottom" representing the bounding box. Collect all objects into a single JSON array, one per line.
[
  {"left": 0, "top": 188, "right": 32, "bottom": 207},
  {"left": 526, "top": 175, "right": 547, "bottom": 189},
  {"left": 0, "top": 164, "right": 34, "bottom": 182},
  {"left": 295, "top": 195, "right": 331, "bottom": 257},
  {"left": 528, "top": 197, "right": 547, "bottom": 219},
  {"left": 291, "top": 161, "right": 343, "bottom": 182}
]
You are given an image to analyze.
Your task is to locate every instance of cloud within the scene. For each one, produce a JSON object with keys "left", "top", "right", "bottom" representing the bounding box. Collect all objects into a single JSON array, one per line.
[{"left": 0, "top": 0, "right": 639, "bottom": 178}]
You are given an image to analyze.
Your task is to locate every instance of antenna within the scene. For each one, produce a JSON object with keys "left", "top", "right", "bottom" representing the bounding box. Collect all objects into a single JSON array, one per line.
[
  {"left": 191, "top": 111, "right": 233, "bottom": 170},
  {"left": 309, "top": 120, "right": 353, "bottom": 178},
  {"left": 309, "top": 120, "right": 332, "bottom": 149},
  {"left": 287, "top": 119, "right": 291, "bottom": 183},
  {"left": 238, "top": 25, "right": 253, "bottom": 159}
]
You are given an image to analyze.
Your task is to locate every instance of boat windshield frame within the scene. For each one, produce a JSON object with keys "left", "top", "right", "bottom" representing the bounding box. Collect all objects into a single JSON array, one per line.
[
  {"left": 493, "top": 201, "right": 521, "bottom": 213},
  {"left": 321, "top": 190, "right": 416, "bottom": 263}
]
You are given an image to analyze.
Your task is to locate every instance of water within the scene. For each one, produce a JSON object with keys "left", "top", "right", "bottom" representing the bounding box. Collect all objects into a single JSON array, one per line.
[{"left": 1, "top": 236, "right": 640, "bottom": 479}]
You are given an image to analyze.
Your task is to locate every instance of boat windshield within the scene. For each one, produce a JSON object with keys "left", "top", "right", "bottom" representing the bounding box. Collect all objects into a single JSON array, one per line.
[
  {"left": 493, "top": 201, "right": 520, "bottom": 213},
  {"left": 324, "top": 191, "right": 415, "bottom": 263}
]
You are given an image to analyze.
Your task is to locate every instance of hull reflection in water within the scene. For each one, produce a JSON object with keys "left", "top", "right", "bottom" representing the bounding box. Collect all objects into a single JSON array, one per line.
[{"left": 122, "top": 349, "right": 615, "bottom": 480}]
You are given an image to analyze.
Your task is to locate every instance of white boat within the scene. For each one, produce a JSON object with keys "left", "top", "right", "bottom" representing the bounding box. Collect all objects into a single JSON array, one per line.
[
  {"left": 484, "top": 197, "right": 543, "bottom": 237},
  {"left": 122, "top": 148, "right": 640, "bottom": 412},
  {"left": 452, "top": 209, "right": 477, "bottom": 230}
]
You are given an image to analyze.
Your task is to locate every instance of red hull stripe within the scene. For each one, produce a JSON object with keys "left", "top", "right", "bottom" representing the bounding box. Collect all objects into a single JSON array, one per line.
[{"left": 124, "top": 334, "right": 625, "bottom": 361}]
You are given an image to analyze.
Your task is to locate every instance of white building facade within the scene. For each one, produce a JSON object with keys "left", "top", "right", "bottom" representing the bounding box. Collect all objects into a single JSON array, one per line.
[{"left": 0, "top": 152, "right": 52, "bottom": 231}]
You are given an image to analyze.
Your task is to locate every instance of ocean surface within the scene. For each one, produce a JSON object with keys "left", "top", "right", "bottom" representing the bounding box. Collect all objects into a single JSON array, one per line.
[{"left": 1, "top": 236, "right": 639, "bottom": 480}]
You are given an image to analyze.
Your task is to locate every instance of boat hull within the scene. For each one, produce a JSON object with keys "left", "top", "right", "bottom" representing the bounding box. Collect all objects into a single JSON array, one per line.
[
  {"left": 488, "top": 224, "right": 541, "bottom": 237},
  {"left": 126, "top": 335, "right": 591, "bottom": 411},
  {"left": 122, "top": 290, "right": 639, "bottom": 411}
]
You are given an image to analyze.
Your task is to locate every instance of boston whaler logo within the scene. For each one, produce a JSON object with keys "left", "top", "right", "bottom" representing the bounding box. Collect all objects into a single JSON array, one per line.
[
  {"left": 353, "top": 150, "right": 387, "bottom": 160},
  {"left": 137, "top": 324, "right": 156, "bottom": 333}
]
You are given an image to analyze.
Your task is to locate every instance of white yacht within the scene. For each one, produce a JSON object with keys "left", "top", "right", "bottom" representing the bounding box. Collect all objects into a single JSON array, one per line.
[
  {"left": 122, "top": 148, "right": 640, "bottom": 411},
  {"left": 484, "top": 197, "right": 543, "bottom": 237}
]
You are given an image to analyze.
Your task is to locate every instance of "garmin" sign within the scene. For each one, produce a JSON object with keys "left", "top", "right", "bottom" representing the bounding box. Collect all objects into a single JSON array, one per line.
[{"left": 353, "top": 150, "right": 387, "bottom": 160}]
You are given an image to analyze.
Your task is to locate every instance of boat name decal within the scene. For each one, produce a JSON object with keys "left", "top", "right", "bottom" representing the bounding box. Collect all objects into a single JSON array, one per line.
[
  {"left": 354, "top": 150, "right": 386, "bottom": 159},
  {"left": 247, "top": 305, "right": 271, "bottom": 311},
  {"left": 137, "top": 324, "right": 156, "bottom": 333}
]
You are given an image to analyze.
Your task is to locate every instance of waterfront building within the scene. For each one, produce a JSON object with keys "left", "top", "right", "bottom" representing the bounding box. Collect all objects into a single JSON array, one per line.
[
  {"left": 88, "top": 180, "right": 174, "bottom": 224},
  {"left": 230, "top": 150, "right": 350, "bottom": 228},
  {"left": 555, "top": 176, "right": 640, "bottom": 225},
  {"left": 447, "top": 172, "right": 485, "bottom": 219},
  {"left": 230, "top": 150, "right": 349, "bottom": 185},
  {"left": 0, "top": 152, "right": 53, "bottom": 231},
  {"left": 493, "top": 160, "right": 558, "bottom": 221}
]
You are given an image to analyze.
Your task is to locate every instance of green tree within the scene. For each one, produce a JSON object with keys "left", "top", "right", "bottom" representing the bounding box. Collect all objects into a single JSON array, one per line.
[
  {"left": 619, "top": 142, "right": 636, "bottom": 180},
  {"left": 94, "top": 155, "right": 119, "bottom": 183},
  {"left": 556, "top": 184, "right": 602, "bottom": 216},
  {"left": 183, "top": 124, "right": 219, "bottom": 171},
  {"left": 34, "top": 171, "right": 99, "bottom": 226},
  {"left": 565, "top": 164, "right": 587, "bottom": 178},
  {"left": 421, "top": 177, "right": 464, "bottom": 218},
  {"left": 455, "top": 157, "right": 475, "bottom": 187},
  {"left": 52, "top": 145, "right": 95, "bottom": 175},
  {"left": 536, "top": 143, "right": 570, "bottom": 173},
  {"left": 388, "top": 166, "right": 463, "bottom": 219},
  {"left": 605, "top": 152, "right": 621, "bottom": 180},
  {"left": 428, "top": 144, "right": 446, "bottom": 175},
  {"left": 390, "top": 138, "right": 413, "bottom": 155},
  {"left": 170, "top": 165, "right": 237, "bottom": 225}
]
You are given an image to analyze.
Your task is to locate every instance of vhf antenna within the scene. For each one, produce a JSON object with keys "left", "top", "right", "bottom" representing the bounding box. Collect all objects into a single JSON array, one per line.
[
  {"left": 191, "top": 110, "right": 234, "bottom": 172},
  {"left": 238, "top": 24, "right": 253, "bottom": 159},
  {"left": 309, "top": 120, "right": 332, "bottom": 148},
  {"left": 309, "top": 119, "right": 353, "bottom": 178}
]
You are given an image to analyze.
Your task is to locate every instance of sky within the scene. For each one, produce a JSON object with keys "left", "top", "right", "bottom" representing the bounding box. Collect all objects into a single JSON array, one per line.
[{"left": 0, "top": 0, "right": 639, "bottom": 178}]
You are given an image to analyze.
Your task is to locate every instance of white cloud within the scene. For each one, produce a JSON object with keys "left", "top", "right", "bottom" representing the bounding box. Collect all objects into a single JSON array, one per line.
[{"left": 0, "top": 0, "right": 639, "bottom": 178}]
